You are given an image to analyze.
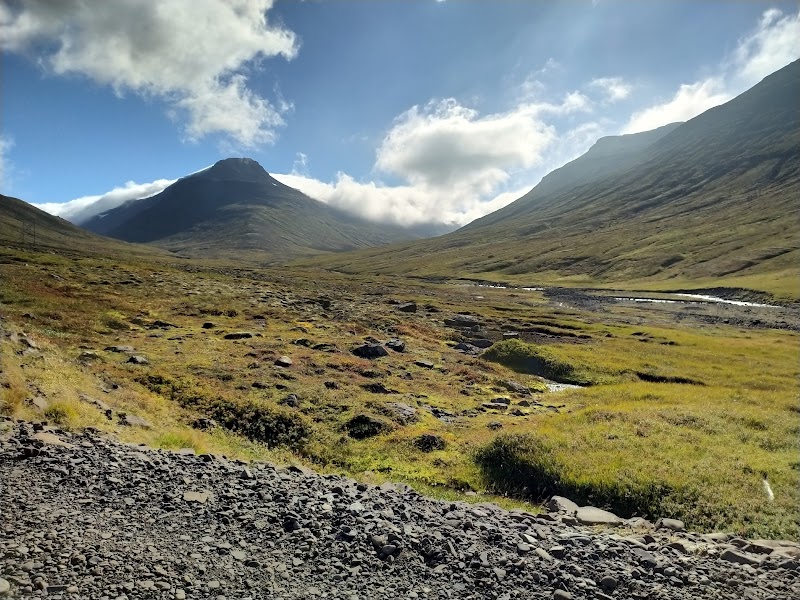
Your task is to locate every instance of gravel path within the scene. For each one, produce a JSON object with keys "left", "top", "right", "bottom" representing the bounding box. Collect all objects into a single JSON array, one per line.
[{"left": 2, "top": 420, "right": 798, "bottom": 599}]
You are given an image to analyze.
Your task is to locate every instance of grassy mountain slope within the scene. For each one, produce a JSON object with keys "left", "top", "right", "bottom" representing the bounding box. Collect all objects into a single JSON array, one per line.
[
  {"left": 83, "top": 158, "right": 423, "bottom": 260},
  {"left": 0, "top": 194, "right": 164, "bottom": 258},
  {"left": 299, "top": 60, "right": 800, "bottom": 299}
]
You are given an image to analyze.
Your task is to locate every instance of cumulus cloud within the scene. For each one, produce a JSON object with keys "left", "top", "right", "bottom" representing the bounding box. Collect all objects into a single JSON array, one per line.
[
  {"left": 589, "top": 77, "right": 632, "bottom": 102},
  {"left": 0, "top": 0, "right": 297, "bottom": 146},
  {"left": 268, "top": 95, "right": 599, "bottom": 228},
  {"left": 375, "top": 99, "right": 556, "bottom": 193},
  {"left": 33, "top": 179, "right": 176, "bottom": 224},
  {"left": 622, "top": 78, "right": 731, "bottom": 134},
  {"left": 730, "top": 8, "right": 800, "bottom": 88},
  {"left": 623, "top": 8, "right": 800, "bottom": 133}
]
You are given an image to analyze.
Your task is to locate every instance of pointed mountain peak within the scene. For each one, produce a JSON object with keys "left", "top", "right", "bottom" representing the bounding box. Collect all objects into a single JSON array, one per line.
[{"left": 194, "top": 157, "right": 272, "bottom": 183}]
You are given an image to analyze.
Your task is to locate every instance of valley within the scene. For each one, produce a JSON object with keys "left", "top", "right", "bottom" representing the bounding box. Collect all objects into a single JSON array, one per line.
[{"left": 2, "top": 244, "right": 798, "bottom": 545}]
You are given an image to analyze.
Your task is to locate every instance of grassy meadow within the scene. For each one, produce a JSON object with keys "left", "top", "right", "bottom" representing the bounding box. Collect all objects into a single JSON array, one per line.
[{"left": 1, "top": 244, "right": 798, "bottom": 539}]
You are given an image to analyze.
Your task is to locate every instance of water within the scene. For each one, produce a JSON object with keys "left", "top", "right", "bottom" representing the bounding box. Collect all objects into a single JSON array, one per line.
[
  {"left": 614, "top": 294, "right": 779, "bottom": 308},
  {"left": 546, "top": 382, "right": 582, "bottom": 393}
]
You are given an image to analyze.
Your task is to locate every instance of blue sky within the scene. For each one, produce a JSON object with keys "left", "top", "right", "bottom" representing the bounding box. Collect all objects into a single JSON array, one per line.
[{"left": 1, "top": 0, "right": 799, "bottom": 228}]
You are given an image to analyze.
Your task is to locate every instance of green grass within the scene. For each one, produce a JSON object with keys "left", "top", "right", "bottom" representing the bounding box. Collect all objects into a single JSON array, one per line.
[{"left": 1, "top": 246, "right": 798, "bottom": 540}]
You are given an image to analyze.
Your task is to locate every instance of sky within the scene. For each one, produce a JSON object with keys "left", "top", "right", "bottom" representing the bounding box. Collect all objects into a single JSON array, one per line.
[{"left": 1, "top": 0, "right": 799, "bottom": 229}]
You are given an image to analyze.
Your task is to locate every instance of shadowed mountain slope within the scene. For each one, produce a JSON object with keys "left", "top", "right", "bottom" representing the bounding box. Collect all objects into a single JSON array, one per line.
[
  {"left": 299, "top": 60, "right": 800, "bottom": 297},
  {"left": 83, "top": 158, "right": 424, "bottom": 260},
  {"left": 0, "top": 194, "right": 163, "bottom": 258}
]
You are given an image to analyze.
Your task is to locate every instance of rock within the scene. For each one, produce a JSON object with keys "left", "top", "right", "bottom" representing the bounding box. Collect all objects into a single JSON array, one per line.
[
  {"left": 452, "top": 342, "right": 479, "bottom": 354},
  {"left": 279, "top": 394, "right": 300, "bottom": 408},
  {"left": 0, "top": 578, "right": 9, "bottom": 594},
  {"left": 720, "top": 549, "right": 762, "bottom": 566},
  {"left": 352, "top": 344, "right": 388, "bottom": 359},
  {"left": 413, "top": 434, "right": 446, "bottom": 452},
  {"left": 118, "top": 413, "right": 151, "bottom": 428},
  {"left": 656, "top": 517, "right": 685, "bottom": 532},
  {"left": 547, "top": 496, "right": 579, "bottom": 514},
  {"left": 553, "top": 591, "right": 572, "bottom": 600},
  {"left": 78, "top": 393, "right": 111, "bottom": 412},
  {"left": 201, "top": 322, "right": 215, "bottom": 329},
  {"left": 414, "top": 359, "right": 435, "bottom": 369},
  {"left": 361, "top": 382, "right": 398, "bottom": 394},
  {"left": 386, "top": 402, "right": 418, "bottom": 424},
  {"left": 29, "top": 396, "right": 49, "bottom": 411},
  {"left": 344, "top": 415, "right": 389, "bottom": 439},
  {"left": 385, "top": 338, "right": 406, "bottom": 352},
  {"left": 501, "top": 380, "right": 531, "bottom": 395},
  {"left": 79, "top": 350, "right": 103, "bottom": 361},
  {"left": 575, "top": 506, "right": 623, "bottom": 526},
  {"left": 444, "top": 314, "right": 481, "bottom": 327},
  {"left": 468, "top": 339, "right": 494, "bottom": 348},
  {"left": 599, "top": 574, "right": 617, "bottom": 591},
  {"left": 631, "top": 548, "right": 658, "bottom": 569},
  {"left": 127, "top": 355, "right": 149, "bottom": 365},
  {"left": 105, "top": 345, "right": 135, "bottom": 353},
  {"left": 275, "top": 356, "right": 293, "bottom": 367},
  {"left": 183, "top": 490, "right": 210, "bottom": 504},
  {"left": 223, "top": 332, "right": 253, "bottom": 340},
  {"left": 397, "top": 302, "right": 417, "bottom": 313}
]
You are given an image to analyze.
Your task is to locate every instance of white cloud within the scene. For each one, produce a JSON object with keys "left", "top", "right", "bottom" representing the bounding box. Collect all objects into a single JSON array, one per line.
[
  {"left": 589, "top": 77, "right": 632, "bottom": 102},
  {"left": 622, "top": 8, "right": 800, "bottom": 134},
  {"left": 622, "top": 78, "right": 730, "bottom": 134},
  {"left": 33, "top": 179, "right": 176, "bottom": 224},
  {"left": 0, "top": 0, "right": 297, "bottom": 146},
  {"left": 0, "top": 135, "right": 14, "bottom": 193},
  {"left": 375, "top": 98, "right": 557, "bottom": 193},
  {"left": 731, "top": 8, "right": 800, "bottom": 88}
]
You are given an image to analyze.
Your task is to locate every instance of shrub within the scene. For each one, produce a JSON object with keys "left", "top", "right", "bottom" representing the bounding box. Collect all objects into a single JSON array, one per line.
[
  {"left": 474, "top": 433, "right": 699, "bottom": 523},
  {"left": 482, "top": 339, "right": 595, "bottom": 385}
]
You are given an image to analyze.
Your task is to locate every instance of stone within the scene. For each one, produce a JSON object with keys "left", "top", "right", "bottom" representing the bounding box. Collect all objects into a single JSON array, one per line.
[
  {"left": 352, "top": 344, "right": 388, "bottom": 359},
  {"left": 223, "top": 332, "right": 253, "bottom": 340},
  {"left": 105, "top": 345, "right": 135, "bottom": 354},
  {"left": 385, "top": 338, "right": 406, "bottom": 352},
  {"left": 656, "top": 518, "right": 685, "bottom": 532},
  {"left": 127, "top": 355, "right": 149, "bottom": 365},
  {"left": 468, "top": 339, "right": 494, "bottom": 348},
  {"left": 118, "top": 414, "right": 151, "bottom": 428},
  {"left": 414, "top": 359, "right": 435, "bottom": 369},
  {"left": 444, "top": 314, "right": 481, "bottom": 327},
  {"left": 183, "top": 490, "right": 210, "bottom": 504},
  {"left": 547, "top": 496, "right": 579, "bottom": 514},
  {"left": 397, "top": 303, "right": 417, "bottom": 313},
  {"left": 720, "top": 549, "right": 762, "bottom": 566},
  {"left": 599, "top": 574, "right": 617, "bottom": 591},
  {"left": 275, "top": 356, "right": 293, "bottom": 367},
  {"left": 0, "top": 578, "right": 9, "bottom": 594},
  {"left": 553, "top": 590, "right": 572, "bottom": 599},
  {"left": 201, "top": 322, "right": 215, "bottom": 329},
  {"left": 575, "top": 506, "right": 623, "bottom": 526}
]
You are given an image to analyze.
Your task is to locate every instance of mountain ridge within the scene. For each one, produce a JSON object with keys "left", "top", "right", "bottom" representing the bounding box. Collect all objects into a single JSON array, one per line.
[
  {"left": 82, "top": 158, "right": 426, "bottom": 260},
  {"left": 298, "top": 59, "right": 800, "bottom": 298}
]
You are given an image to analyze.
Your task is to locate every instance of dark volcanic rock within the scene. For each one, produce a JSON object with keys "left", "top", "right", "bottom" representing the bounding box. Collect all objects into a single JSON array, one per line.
[
  {"left": 413, "top": 434, "right": 446, "bottom": 452},
  {"left": 351, "top": 343, "right": 388, "bottom": 359},
  {"left": 397, "top": 302, "right": 417, "bottom": 313}
]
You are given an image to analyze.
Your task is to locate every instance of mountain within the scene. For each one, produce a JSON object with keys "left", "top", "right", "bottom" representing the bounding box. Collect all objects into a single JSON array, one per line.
[
  {"left": 83, "top": 158, "right": 424, "bottom": 260},
  {"left": 465, "top": 121, "right": 682, "bottom": 230},
  {"left": 0, "top": 194, "right": 163, "bottom": 258},
  {"left": 299, "top": 60, "right": 800, "bottom": 297}
]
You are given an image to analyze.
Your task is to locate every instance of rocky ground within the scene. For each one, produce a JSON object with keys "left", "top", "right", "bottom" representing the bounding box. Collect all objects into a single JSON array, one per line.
[{"left": 2, "top": 420, "right": 798, "bottom": 600}]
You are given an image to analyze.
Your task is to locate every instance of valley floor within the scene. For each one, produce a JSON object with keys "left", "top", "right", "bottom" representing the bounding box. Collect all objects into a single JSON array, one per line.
[{"left": 1, "top": 246, "right": 799, "bottom": 546}]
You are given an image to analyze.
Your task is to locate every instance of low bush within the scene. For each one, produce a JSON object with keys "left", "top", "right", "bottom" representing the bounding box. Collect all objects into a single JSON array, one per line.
[
  {"left": 481, "top": 339, "right": 597, "bottom": 385},
  {"left": 474, "top": 433, "right": 699, "bottom": 523}
]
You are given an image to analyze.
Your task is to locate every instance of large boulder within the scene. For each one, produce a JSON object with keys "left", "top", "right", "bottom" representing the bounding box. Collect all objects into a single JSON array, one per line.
[{"left": 352, "top": 344, "right": 389, "bottom": 359}]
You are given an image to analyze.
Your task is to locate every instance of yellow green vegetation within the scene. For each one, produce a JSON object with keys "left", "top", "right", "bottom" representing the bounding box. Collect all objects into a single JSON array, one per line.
[{"left": 1, "top": 245, "right": 798, "bottom": 539}]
